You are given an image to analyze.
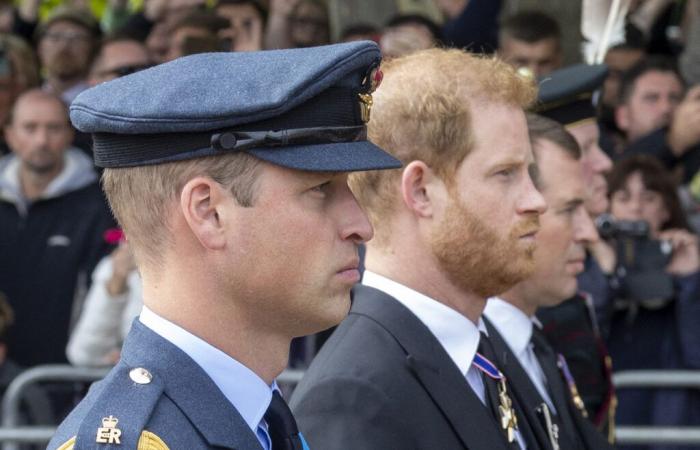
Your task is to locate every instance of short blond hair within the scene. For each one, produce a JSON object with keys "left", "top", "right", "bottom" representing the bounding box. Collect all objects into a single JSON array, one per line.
[
  {"left": 102, "top": 152, "right": 260, "bottom": 268},
  {"left": 350, "top": 48, "right": 536, "bottom": 244}
]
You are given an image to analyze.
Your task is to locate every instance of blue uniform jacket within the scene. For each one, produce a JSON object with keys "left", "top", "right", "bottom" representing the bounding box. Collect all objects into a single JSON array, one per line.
[{"left": 48, "top": 320, "right": 263, "bottom": 450}]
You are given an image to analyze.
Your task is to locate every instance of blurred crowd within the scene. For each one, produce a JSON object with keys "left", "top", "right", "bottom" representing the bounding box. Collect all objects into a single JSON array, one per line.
[{"left": 0, "top": 0, "right": 699, "bottom": 448}]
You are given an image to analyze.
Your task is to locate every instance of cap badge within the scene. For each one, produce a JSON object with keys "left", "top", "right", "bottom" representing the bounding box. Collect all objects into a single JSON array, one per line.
[{"left": 358, "top": 65, "right": 383, "bottom": 123}]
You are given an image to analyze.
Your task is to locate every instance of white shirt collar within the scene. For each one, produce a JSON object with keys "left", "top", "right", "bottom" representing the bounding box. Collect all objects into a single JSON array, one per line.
[
  {"left": 483, "top": 297, "right": 534, "bottom": 357},
  {"left": 139, "top": 306, "right": 273, "bottom": 434},
  {"left": 362, "top": 270, "right": 483, "bottom": 376}
]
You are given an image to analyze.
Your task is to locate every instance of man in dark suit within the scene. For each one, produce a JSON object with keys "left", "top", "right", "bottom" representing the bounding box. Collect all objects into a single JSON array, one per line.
[
  {"left": 291, "top": 48, "right": 549, "bottom": 449},
  {"left": 48, "top": 41, "right": 401, "bottom": 449},
  {"left": 484, "top": 113, "right": 613, "bottom": 450}
]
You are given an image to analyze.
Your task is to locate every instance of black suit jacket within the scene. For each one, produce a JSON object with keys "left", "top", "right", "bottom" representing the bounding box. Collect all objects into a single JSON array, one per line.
[
  {"left": 291, "top": 285, "right": 538, "bottom": 450},
  {"left": 483, "top": 318, "right": 613, "bottom": 450}
]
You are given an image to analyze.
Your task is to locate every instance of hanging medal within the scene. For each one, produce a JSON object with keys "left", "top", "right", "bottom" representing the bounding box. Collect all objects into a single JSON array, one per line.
[
  {"left": 557, "top": 354, "right": 588, "bottom": 417},
  {"left": 473, "top": 353, "right": 519, "bottom": 443}
]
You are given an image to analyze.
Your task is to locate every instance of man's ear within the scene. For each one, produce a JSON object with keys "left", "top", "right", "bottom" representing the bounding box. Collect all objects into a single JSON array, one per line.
[
  {"left": 401, "top": 160, "right": 442, "bottom": 218},
  {"left": 4, "top": 125, "right": 15, "bottom": 153},
  {"left": 180, "top": 177, "right": 228, "bottom": 250},
  {"left": 615, "top": 104, "right": 630, "bottom": 132}
]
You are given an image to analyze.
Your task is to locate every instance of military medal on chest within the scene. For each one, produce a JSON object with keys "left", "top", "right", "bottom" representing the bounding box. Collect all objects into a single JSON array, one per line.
[
  {"left": 497, "top": 378, "right": 518, "bottom": 443},
  {"left": 473, "top": 353, "right": 519, "bottom": 443},
  {"left": 537, "top": 402, "right": 561, "bottom": 450},
  {"left": 557, "top": 354, "right": 588, "bottom": 417}
]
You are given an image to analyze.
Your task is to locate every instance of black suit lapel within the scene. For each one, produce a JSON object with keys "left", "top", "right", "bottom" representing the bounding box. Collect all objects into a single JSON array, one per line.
[{"left": 351, "top": 285, "right": 511, "bottom": 450}]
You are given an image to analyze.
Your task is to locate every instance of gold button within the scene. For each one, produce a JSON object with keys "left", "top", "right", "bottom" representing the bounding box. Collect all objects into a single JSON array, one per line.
[{"left": 129, "top": 367, "right": 152, "bottom": 384}]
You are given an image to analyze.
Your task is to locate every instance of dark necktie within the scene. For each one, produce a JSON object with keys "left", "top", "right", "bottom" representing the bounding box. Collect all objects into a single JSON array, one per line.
[
  {"left": 264, "top": 390, "right": 305, "bottom": 450},
  {"left": 477, "top": 333, "right": 522, "bottom": 450}
]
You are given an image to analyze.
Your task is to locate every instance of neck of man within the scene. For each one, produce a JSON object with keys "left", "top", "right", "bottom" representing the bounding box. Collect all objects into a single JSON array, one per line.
[
  {"left": 365, "top": 241, "right": 486, "bottom": 324},
  {"left": 19, "top": 161, "right": 64, "bottom": 201},
  {"left": 140, "top": 266, "right": 290, "bottom": 386},
  {"left": 499, "top": 285, "right": 538, "bottom": 317}
]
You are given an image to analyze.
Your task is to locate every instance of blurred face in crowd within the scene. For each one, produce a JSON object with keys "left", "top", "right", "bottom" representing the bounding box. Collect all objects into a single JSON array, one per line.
[
  {"left": 567, "top": 120, "right": 612, "bottom": 216},
  {"left": 290, "top": 1, "right": 329, "bottom": 48},
  {"left": 515, "top": 140, "right": 597, "bottom": 309},
  {"left": 216, "top": 2, "right": 264, "bottom": 51},
  {"left": 610, "top": 170, "right": 669, "bottom": 236},
  {"left": 0, "top": 65, "right": 18, "bottom": 126},
  {"left": 431, "top": 103, "right": 546, "bottom": 298},
  {"left": 89, "top": 40, "right": 151, "bottom": 85},
  {"left": 38, "top": 20, "right": 93, "bottom": 80},
  {"left": 146, "top": 20, "right": 173, "bottom": 64},
  {"left": 5, "top": 92, "right": 73, "bottom": 176},
  {"left": 499, "top": 36, "right": 562, "bottom": 78},
  {"left": 222, "top": 164, "right": 373, "bottom": 336},
  {"left": 166, "top": 26, "right": 215, "bottom": 61},
  {"left": 0, "top": 4, "right": 13, "bottom": 34},
  {"left": 380, "top": 23, "right": 435, "bottom": 59},
  {"left": 602, "top": 46, "right": 645, "bottom": 108},
  {"left": 616, "top": 69, "right": 684, "bottom": 142}
]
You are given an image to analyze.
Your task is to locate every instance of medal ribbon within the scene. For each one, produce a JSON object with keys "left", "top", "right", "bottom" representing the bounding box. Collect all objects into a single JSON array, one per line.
[
  {"left": 557, "top": 353, "right": 588, "bottom": 416},
  {"left": 556, "top": 354, "right": 575, "bottom": 384},
  {"left": 473, "top": 353, "right": 505, "bottom": 380}
]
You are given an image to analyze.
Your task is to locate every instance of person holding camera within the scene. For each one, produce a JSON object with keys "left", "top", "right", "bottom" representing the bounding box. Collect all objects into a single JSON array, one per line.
[{"left": 592, "top": 154, "right": 700, "bottom": 448}]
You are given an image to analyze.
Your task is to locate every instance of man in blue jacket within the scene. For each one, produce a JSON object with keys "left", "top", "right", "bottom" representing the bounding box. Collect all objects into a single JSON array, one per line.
[{"left": 49, "top": 42, "right": 400, "bottom": 450}]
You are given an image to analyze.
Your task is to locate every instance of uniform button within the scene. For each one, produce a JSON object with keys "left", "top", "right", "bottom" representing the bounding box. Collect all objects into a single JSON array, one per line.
[{"left": 129, "top": 367, "right": 153, "bottom": 384}]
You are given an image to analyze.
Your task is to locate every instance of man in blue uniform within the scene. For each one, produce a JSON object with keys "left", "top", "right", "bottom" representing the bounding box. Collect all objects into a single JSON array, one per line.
[{"left": 49, "top": 41, "right": 400, "bottom": 450}]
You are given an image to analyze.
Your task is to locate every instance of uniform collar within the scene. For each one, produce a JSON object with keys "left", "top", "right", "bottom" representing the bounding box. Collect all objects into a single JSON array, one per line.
[
  {"left": 483, "top": 297, "right": 534, "bottom": 357},
  {"left": 139, "top": 306, "right": 273, "bottom": 434},
  {"left": 362, "top": 270, "right": 484, "bottom": 376}
]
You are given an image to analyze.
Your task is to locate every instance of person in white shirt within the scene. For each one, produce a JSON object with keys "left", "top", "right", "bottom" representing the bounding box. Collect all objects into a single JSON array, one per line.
[
  {"left": 66, "top": 241, "right": 142, "bottom": 367},
  {"left": 484, "top": 113, "right": 612, "bottom": 450},
  {"left": 291, "top": 47, "right": 550, "bottom": 450}
]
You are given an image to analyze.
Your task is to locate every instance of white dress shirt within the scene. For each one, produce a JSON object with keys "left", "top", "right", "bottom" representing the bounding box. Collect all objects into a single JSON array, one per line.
[
  {"left": 140, "top": 306, "right": 274, "bottom": 449},
  {"left": 484, "top": 297, "right": 557, "bottom": 413}
]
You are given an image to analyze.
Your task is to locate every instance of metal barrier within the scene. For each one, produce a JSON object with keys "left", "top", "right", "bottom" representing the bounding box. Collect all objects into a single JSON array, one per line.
[
  {"left": 8, "top": 366, "right": 698, "bottom": 447},
  {"left": 614, "top": 370, "right": 700, "bottom": 446},
  {"left": 0, "top": 365, "right": 305, "bottom": 449},
  {"left": 1, "top": 365, "right": 109, "bottom": 450}
]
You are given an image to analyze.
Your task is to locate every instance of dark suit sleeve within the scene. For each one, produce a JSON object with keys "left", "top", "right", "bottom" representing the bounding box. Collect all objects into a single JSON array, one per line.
[{"left": 293, "top": 377, "right": 409, "bottom": 450}]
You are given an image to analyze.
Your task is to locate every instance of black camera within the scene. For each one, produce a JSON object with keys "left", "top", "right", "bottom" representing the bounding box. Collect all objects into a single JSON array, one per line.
[{"left": 595, "top": 214, "right": 674, "bottom": 306}]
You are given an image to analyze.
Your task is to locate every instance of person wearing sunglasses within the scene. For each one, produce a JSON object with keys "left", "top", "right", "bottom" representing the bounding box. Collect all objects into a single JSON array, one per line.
[{"left": 89, "top": 35, "right": 153, "bottom": 86}]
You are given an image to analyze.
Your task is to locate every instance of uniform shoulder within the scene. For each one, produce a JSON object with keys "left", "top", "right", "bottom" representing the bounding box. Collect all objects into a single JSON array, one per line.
[
  {"left": 49, "top": 363, "right": 169, "bottom": 450},
  {"left": 52, "top": 431, "right": 169, "bottom": 450}
]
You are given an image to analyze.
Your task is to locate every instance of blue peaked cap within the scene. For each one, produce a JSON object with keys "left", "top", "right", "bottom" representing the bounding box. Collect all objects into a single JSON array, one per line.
[{"left": 70, "top": 41, "right": 401, "bottom": 171}]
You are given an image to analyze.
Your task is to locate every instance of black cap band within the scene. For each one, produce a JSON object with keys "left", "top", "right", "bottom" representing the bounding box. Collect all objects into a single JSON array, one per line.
[
  {"left": 533, "top": 93, "right": 596, "bottom": 126},
  {"left": 93, "top": 125, "right": 368, "bottom": 168}
]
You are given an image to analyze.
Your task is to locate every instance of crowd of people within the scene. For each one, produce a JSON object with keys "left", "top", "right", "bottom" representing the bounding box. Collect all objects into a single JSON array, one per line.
[{"left": 0, "top": 0, "right": 697, "bottom": 449}]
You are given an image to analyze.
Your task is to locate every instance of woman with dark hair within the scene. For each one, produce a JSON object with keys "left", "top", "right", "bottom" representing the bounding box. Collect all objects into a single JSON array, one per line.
[
  {"left": 608, "top": 155, "right": 692, "bottom": 234},
  {"left": 604, "top": 155, "right": 700, "bottom": 449}
]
